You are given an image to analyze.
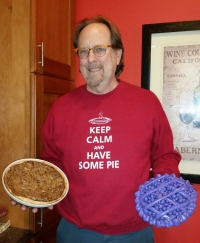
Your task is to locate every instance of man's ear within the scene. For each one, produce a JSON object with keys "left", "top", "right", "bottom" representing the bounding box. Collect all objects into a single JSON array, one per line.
[{"left": 116, "top": 49, "right": 122, "bottom": 65}]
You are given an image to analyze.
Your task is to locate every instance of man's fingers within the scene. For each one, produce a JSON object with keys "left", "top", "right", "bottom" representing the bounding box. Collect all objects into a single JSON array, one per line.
[
  {"left": 32, "top": 208, "right": 38, "bottom": 213},
  {"left": 20, "top": 205, "right": 27, "bottom": 211},
  {"left": 11, "top": 199, "right": 52, "bottom": 213},
  {"left": 11, "top": 200, "right": 17, "bottom": 206}
]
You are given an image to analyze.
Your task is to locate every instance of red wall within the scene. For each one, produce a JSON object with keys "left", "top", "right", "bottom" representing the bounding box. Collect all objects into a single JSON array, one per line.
[
  {"left": 75, "top": 0, "right": 199, "bottom": 87},
  {"left": 75, "top": 1, "right": 200, "bottom": 242}
]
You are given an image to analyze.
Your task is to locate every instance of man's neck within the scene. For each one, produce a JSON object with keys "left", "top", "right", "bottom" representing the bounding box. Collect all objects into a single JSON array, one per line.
[{"left": 87, "top": 79, "right": 119, "bottom": 95}]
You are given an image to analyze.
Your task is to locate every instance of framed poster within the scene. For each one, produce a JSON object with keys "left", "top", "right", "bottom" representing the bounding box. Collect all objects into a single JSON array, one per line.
[{"left": 141, "top": 20, "right": 200, "bottom": 183}]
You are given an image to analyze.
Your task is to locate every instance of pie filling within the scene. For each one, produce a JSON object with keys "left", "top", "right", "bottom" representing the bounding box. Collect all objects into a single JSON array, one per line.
[{"left": 4, "top": 161, "right": 66, "bottom": 203}]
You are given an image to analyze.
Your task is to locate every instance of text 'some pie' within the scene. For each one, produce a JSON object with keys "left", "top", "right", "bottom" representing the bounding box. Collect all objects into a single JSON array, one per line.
[{"left": 2, "top": 158, "right": 69, "bottom": 208}]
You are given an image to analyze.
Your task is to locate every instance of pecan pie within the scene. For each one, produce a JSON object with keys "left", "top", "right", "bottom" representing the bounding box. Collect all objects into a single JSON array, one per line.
[{"left": 3, "top": 159, "right": 68, "bottom": 205}]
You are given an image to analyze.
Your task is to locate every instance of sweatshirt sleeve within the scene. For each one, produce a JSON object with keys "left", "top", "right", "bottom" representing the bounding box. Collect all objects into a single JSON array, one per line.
[{"left": 150, "top": 94, "right": 181, "bottom": 177}]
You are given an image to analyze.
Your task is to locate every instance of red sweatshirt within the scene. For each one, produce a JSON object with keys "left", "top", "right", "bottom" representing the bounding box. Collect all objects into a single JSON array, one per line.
[{"left": 40, "top": 80, "right": 181, "bottom": 234}]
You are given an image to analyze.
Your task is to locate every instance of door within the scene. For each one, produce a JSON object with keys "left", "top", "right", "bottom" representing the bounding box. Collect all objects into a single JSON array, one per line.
[
  {"left": 30, "top": 0, "right": 76, "bottom": 80},
  {"left": 30, "top": 73, "right": 75, "bottom": 237},
  {"left": 31, "top": 73, "right": 75, "bottom": 158}
]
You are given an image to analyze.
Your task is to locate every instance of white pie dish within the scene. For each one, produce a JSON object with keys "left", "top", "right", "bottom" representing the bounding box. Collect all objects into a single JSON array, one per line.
[{"left": 2, "top": 158, "right": 69, "bottom": 208}]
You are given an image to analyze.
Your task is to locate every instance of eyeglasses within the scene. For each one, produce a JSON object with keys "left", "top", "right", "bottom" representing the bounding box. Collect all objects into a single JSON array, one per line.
[{"left": 74, "top": 44, "right": 112, "bottom": 59}]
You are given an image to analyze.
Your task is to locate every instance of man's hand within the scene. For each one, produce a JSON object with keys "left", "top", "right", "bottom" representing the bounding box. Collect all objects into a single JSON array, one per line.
[{"left": 11, "top": 200, "right": 53, "bottom": 213}]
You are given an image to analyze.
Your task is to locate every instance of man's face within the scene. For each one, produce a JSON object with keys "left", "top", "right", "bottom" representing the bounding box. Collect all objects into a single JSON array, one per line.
[{"left": 78, "top": 23, "right": 122, "bottom": 94}]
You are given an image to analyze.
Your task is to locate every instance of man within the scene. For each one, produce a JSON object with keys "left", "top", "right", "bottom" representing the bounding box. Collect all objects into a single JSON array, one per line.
[{"left": 14, "top": 16, "right": 181, "bottom": 242}]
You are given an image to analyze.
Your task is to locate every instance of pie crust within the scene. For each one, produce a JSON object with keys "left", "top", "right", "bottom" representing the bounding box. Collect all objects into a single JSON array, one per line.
[{"left": 3, "top": 159, "right": 68, "bottom": 206}]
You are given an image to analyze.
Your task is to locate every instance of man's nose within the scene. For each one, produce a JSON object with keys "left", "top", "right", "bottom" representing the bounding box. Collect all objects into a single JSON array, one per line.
[{"left": 88, "top": 49, "right": 96, "bottom": 62}]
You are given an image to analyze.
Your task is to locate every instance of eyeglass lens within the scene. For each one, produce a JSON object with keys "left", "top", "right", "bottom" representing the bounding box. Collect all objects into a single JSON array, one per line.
[{"left": 78, "top": 46, "right": 106, "bottom": 58}]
